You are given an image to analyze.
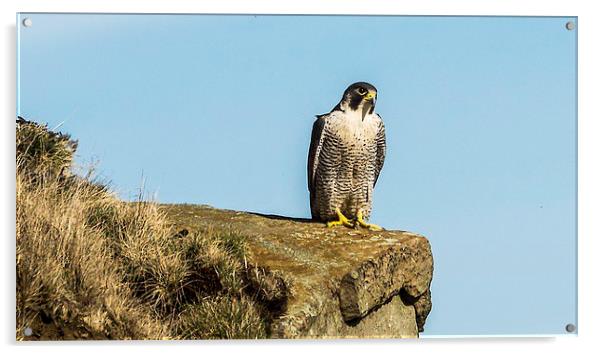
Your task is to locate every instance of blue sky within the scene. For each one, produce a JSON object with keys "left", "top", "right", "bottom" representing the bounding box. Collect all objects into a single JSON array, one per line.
[{"left": 17, "top": 14, "right": 577, "bottom": 336}]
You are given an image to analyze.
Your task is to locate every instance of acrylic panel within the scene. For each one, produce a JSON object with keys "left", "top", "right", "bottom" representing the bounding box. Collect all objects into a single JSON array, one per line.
[{"left": 16, "top": 13, "right": 577, "bottom": 339}]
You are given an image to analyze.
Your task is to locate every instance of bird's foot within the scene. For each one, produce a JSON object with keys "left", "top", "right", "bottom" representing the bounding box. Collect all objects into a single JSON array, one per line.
[
  {"left": 356, "top": 210, "right": 383, "bottom": 231},
  {"left": 326, "top": 208, "right": 354, "bottom": 228}
]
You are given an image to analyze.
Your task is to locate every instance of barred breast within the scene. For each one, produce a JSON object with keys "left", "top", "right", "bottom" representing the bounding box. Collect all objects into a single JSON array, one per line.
[{"left": 310, "top": 111, "right": 383, "bottom": 221}]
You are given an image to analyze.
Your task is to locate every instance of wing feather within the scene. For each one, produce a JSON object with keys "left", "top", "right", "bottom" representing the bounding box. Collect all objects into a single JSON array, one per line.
[
  {"left": 374, "top": 115, "right": 386, "bottom": 186},
  {"left": 307, "top": 115, "right": 327, "bottom": 195}
]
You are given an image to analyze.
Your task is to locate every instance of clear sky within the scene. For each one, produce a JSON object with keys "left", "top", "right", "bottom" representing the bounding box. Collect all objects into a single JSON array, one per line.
[{"left": 17, "top": 13, "right": 577, "bottom": 336}]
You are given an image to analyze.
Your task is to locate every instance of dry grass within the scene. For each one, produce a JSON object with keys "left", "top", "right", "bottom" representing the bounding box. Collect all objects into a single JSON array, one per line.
[
  {"left": 176, "top": 296, "right": 266, "bottom": 339},
  {"left": 16, "top": 170, "right": 169, "bottom": 340},
  {"left": 16, "top": 118, "right": 268, "bottom": 340}
]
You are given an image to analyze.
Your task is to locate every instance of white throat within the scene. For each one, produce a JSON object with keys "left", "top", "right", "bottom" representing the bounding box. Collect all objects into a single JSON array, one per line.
[{"left": 340, "top": 100, "right": 371, "bottom": 124}]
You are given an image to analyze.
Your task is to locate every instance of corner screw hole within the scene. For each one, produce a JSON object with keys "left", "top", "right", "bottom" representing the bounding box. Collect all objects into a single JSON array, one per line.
[{"left": 565, "top": 21, "right": 575, "bottom": 31}]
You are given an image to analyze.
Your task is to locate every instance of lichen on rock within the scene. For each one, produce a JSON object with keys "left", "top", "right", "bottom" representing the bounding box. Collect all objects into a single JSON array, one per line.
[{"left": 162, "top": 204, "right": 434, "bottom": 339}]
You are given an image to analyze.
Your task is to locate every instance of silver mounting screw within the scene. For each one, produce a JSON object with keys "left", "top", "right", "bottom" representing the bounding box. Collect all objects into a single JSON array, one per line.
[
  {"left": 565, "top": 21, "right": 575, "bottom": 31},
  {"left": 23, "top": 327, "right": 33, "bottom": 336}
]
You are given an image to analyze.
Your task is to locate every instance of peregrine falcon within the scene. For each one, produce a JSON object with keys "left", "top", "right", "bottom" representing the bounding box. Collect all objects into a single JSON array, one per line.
[{"left": 307, "top": 82, "right": 386, "bottom": 230}]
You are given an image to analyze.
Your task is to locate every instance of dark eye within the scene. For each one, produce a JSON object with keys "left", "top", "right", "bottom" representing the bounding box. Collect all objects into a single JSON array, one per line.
[{"left": 357, "top": 87, "right": 367, "bottom": 95}]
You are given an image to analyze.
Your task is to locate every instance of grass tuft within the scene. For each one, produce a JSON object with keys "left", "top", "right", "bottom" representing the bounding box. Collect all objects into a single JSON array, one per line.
[
  {"left": 16, "top": 118, "right": 268, "bottom": 340},
  {"left": 176, "top": 295, "right": 267, "bottom": 339}
]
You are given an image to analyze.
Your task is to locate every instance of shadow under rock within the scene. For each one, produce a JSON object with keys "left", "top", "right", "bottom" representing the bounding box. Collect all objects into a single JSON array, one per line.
[{"left": 248, "top": 212, "right": 315, "bottom": 224}]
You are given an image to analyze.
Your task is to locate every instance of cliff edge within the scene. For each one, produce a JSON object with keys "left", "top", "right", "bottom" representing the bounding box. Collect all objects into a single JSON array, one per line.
[{"left": 162, "top": 204, "right": 434, "bottom": 339}]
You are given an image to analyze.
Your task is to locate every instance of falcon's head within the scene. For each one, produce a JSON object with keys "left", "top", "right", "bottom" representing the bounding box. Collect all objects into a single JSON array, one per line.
[{"left": 337, "top": 82, "right": 378, "bottom": 120}]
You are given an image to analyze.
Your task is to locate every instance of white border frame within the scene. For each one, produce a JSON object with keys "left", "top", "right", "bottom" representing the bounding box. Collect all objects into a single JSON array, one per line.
[{"left": 3, "top": 1, "right": 600, "bottom": 353}]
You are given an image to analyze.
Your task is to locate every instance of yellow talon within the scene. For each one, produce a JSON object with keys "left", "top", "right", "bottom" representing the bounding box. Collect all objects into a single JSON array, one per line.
[
  {"left": 327, "top": 208, "right": 354, "bottom": 228},
  {"left": 357, "top": 210, "right": 383, "bottom": 231}
]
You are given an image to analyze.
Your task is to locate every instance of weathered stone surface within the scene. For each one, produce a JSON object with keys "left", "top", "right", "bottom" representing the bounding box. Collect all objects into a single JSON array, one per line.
[
  {"left": 302, "top": 294, "right": 418, "bottom": 339},
  {"left": 338, "top": 235, "right": 432, "bottom": 322},
  {"left": 161, "top": 204, "right": 433, "bottom": 339}
]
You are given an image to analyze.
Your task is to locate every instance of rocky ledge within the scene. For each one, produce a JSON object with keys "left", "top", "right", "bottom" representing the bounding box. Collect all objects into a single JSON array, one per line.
[{"left": 162, "top": 204, "right": 433, "bottom": 339}]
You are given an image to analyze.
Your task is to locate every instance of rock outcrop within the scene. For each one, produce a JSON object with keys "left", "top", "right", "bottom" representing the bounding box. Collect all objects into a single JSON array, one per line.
[{"left": 162, "top": 204, "right": 433, "bottom": 339}]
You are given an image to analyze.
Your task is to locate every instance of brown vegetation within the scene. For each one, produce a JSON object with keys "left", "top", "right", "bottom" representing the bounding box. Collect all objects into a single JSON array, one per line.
[{"left": 16, "top": 118, "right": 267, "bottom": 340}]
